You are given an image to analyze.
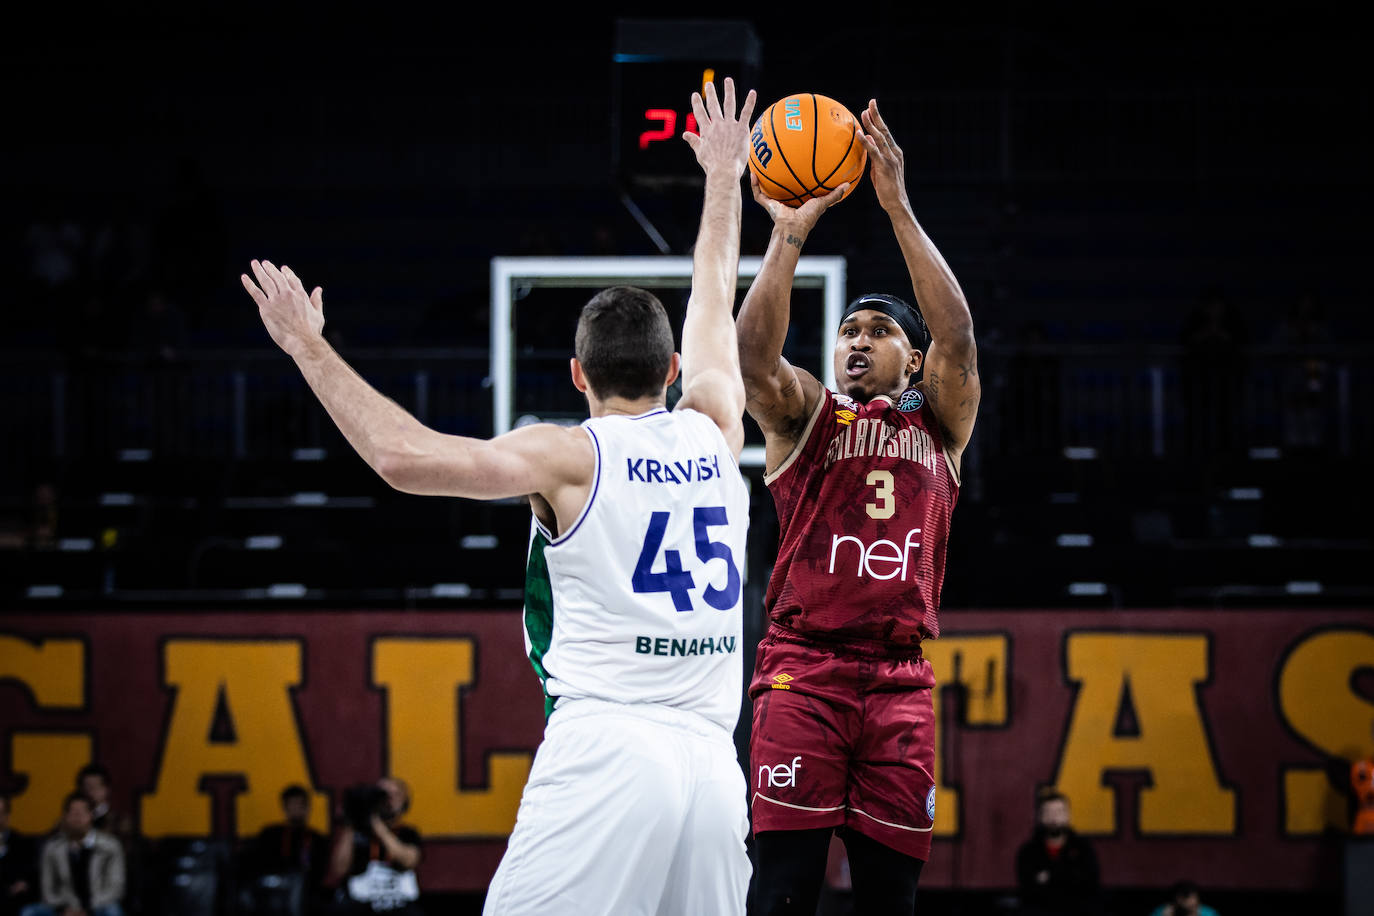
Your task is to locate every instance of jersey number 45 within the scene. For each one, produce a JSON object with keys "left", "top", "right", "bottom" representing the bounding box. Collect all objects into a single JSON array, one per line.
[{"left": 632, "top": 506, "right": 741, "bottom": 613}]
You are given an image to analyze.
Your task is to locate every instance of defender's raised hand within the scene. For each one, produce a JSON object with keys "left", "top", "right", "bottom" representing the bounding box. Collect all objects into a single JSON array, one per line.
[
  {"left": 859, "top": 99, "right": 911, "bottom": 215},
  {"left": 683, "top": 77, "right": 757, "bottom": 179},
  {"left": 241, "top": 260, "right": 325, "bottom": 358}
]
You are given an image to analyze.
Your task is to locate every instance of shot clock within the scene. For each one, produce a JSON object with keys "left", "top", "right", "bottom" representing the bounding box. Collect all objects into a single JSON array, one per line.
[{"left": 613, "top": 19, "right": 762, "bottom": 188}]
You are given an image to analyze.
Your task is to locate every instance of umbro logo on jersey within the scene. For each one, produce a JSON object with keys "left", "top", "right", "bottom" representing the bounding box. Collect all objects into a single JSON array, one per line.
[
  {"left": 835, "top": 409, "right": 856, "bottom": 427},
  {"left": 771, "top": 673, "right": 794, "bottom": 690}
]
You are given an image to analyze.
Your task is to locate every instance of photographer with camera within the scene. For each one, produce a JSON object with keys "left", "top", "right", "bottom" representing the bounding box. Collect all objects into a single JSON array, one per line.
[{"left": 323, "top": 779, "right": 421, "bottom": 916}]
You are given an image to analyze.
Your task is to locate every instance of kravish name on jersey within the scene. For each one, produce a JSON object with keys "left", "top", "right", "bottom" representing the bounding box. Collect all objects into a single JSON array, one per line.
[{"left": 626, "top": 454, "right": 723, "bottom": 484}]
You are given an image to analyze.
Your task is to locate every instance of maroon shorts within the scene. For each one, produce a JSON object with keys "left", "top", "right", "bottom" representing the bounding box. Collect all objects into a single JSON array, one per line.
[{"left": 748, "top": 624, "right": 938, "bottom": 861}]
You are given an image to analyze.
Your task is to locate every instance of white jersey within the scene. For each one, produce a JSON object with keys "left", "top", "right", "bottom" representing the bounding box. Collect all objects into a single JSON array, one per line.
[{"left": 522, "top": 407, "right": 750, "bottom": 733}]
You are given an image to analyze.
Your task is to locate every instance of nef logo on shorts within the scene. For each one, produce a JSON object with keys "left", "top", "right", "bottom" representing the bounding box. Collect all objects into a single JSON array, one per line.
[{"left": 759, "top": 756, "right": 803, "bottom": 789}]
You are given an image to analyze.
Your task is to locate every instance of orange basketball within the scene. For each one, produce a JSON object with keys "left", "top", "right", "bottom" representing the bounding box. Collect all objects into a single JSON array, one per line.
[{"left": 748, "top": 93, "right": 867, "bottom": 208}]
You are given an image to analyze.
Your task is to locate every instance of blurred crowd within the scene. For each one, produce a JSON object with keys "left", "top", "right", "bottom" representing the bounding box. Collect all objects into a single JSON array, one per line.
[{"left": 0, "top": 768, "right": 421, "bottom": 916}]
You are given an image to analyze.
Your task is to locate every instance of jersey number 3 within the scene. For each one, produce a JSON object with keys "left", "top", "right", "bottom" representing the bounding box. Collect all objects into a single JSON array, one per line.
[
  {"left": 866, "top": 470, "right": 895, "bottom": 519},
  {"left": 632, "top": 506, "right": 741, "bottom": 612}
]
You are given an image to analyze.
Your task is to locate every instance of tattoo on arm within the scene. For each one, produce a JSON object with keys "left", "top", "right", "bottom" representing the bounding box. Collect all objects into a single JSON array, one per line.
[
  {"left": 784, "top": 233, "right": 804, "bottom": 250},
  {"left": 925, "top": 369, "right": 943, "bottom": 408},
  {"left": 956, "top": 359, "right": 978, "bottom": 386},
  {"left": 928, "top": 370, "right": 961, "bottom": 444}
]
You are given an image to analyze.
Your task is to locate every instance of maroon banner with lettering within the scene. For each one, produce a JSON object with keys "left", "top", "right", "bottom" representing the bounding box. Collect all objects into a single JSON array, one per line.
[{"left": 1, "top": 609, "right": 1369, "bottom": 893}]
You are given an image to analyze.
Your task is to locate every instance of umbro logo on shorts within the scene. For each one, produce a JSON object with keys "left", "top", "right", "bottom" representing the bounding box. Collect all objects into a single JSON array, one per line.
[{"left": 771, "top": 673, "right": 794, "bottom": 690}]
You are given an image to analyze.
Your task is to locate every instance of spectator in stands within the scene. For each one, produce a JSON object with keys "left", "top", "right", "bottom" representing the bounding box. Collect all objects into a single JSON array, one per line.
[
  {"left": 243, "top": 785, "right": 328, "bottom": 915},
  {"left": 75, "top": 765, "right": 145, "bottom": 915},
  {"left": 76, "top": 767, "right": 116, "bottom": 836},
  {"left": 1, "top": 795, "right": 39, "bottom": 916},
  {"left": 1180, "top": 286, "right": 1248, "bottom": 459},
  {"left": 30, "top": 793, "right": 125, "bottom": 916},
  {"left": 322, "top": 778, "right": 421, "bottom": 916},
  {"left": 1149, "top": 879, "right": 1219, "bottom": 916},
  {"left": 1014, "top": 790, "right": 1101, "bottom": 916}
]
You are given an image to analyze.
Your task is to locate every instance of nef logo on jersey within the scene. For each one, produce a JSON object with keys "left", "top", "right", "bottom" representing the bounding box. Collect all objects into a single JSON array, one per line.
[
  {"left": 830, "top": 528, "right": 922, "bottom": 581},
  {"left": 758, "top": 756, "right": 803, "bottom": 789}
]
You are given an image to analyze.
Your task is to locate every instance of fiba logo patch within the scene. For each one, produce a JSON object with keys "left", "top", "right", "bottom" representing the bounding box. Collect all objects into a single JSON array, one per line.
[
  {"left": 925, "top": 786, "right": 937, "bottom": 822},
  {"left": 898, "top": 387, "right": 924, "bottom": 413}
]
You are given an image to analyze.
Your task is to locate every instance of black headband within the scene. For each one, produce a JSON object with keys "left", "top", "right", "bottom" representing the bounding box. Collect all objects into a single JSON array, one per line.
[{"left": 840, "top": 294, "right": 930, "bottom": 351}]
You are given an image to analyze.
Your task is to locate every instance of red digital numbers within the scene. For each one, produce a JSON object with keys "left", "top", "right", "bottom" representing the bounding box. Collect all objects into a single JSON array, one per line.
[
  {"left": 639, "top": 109, "right": 675, "bottom": 149},
  {"left": 638, "top": 109, "right": 700, "bottom": 149}
]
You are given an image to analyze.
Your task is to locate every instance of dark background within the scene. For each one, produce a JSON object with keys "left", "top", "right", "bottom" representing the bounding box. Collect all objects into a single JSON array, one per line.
[
  {"left": 4, "top": 1, "right": 1369, "bottom": 604},
  {"left": 2, "top": 2, "right": 1371, "bottom": 913}
]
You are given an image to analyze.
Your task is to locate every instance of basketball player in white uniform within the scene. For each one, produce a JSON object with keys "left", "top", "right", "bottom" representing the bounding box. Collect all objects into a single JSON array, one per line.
[{"left": 240, "top": 79, "right": 758, "bottom": 914}]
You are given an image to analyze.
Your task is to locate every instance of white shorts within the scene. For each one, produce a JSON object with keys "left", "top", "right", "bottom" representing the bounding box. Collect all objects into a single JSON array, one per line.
[{"left": 483, "top": 698, "right": 751, "bottom": 915}]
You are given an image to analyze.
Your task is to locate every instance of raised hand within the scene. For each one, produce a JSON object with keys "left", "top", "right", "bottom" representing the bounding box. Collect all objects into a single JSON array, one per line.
[
  {"left": 240, "top": 260, "right": 326, "bottom": 358},
  {"left": 859, "top": 99, "right": 910, "bottom": 215},
  {"left": 683, "top": 76, "right": 757, "bottom": 180}
]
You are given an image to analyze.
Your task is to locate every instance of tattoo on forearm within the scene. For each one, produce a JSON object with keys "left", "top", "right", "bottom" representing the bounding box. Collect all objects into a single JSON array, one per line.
[
  {"left": 957, "top": 360, "right": 978, "bottom": 386},
  {"left": 957, "top": 393, "right": 980, "bottom": 424},
  {"left": 925, "top": 370, "right": 943, "bottom": 406},
  {"left": 926, "top": 369, "right": 978, "bottom": 438},
  {"left": 784, "top": 233, "right": 804, "bottom": 250}
]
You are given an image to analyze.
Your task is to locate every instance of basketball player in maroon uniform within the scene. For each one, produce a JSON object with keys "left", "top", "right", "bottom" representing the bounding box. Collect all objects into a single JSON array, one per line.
[{"left": 738, "top": 100, "right": 980, "bottom": 914}]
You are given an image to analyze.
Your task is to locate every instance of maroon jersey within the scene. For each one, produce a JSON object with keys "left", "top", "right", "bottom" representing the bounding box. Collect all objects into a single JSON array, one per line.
[{"left": 763, "top": 388, "right": 959, "bottom": 645}]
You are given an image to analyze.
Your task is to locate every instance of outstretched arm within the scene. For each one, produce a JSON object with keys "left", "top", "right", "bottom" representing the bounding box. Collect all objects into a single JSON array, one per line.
[
  {"left": 240, "top": 261, "right": 593, "bottom": 527},
  {"left": 674, "top": 77, "right": 755, "bottom": 459},
  {"left": 861, "top": 100, "right": 980, "bottom": 469},
  {"left": 736, "top": 175, "right": 847, "bottom": 474}
]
